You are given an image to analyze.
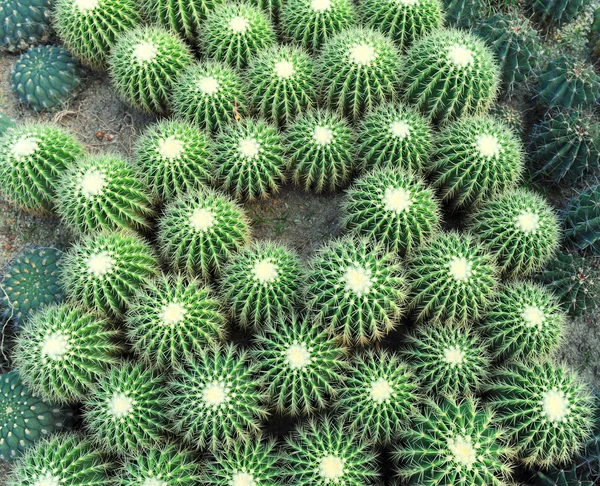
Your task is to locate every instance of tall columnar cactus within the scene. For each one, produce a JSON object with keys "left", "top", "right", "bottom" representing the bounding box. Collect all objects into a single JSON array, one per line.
[
  {"left": 470, "top": 189, "right": 561, "bottom": 277},
  {"left": 406, "top": 231, "right": 499, "bottom": 326},
  {"left": 109, "top": 26, "right": 193, "bottom": 114},
  {"left": 533, "top": 0, "right": 591, "bottom": 26},
  {"left": 286, "top": 109, "right": 355, "bottom": 193},
  {"left": 54, "top": 0, "right": 142, "bottom": 68},
  {"left": 61, "top": 231, "right": 159, "bottom": 316},
  {"left": 318, "top": 27, "right": 401, "bottom": 123},
  {"left": 401, "top": 29, "right": 500, "bottom": 122},
  {"left": 305, "top": 237, "right": 407, "bottom": 344},
  {"left": 126, "top": 274, "right": 226, "bottom": 369},
  {"left": 168, "top": 344, "right": 267, "bottom": 451},
  {"left": 0, "top": 123, "right": 84, "bottom": 214},
  {"left": 428, "top": 115, "right": 524, "bottom": 209},
  {"left": 488, "top": 360, "right": 595, "bottom": 467},
  {"left": 12, "top": 304, "right": 119, "bottom": 403},
  {"left": 0, "top": 0, "right": 52, "bottom": 53},
  {"left": 342, "top": 168, "right": 441, "bottom": 256},
  {"left": 158, "top": 189, "right": 250, "bottom": 279},
  {"left": 252, "top": 314, "right": 347, "bottom": 415},
  {"left": 565, "top": 184, "right": 600, "bottom": 253}
]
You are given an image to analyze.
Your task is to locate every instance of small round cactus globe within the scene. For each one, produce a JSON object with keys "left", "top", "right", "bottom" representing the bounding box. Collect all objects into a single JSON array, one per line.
[{"left": 0, "top": 0, "right": 52, "bottom": 53}]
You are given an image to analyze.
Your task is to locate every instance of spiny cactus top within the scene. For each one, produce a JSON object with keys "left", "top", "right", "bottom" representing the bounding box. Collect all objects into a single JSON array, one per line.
[
  {"left": 109, "top": 26, "right": 193, "bottom": 114},
  {"left": 488, "top": 360, "right": 595, "bottom": 467},
  {"left": 12, "top": 45, "right": 84, "bottom": 112},
  {"left": 0, "top": 123, "right": 84, "bottom": 214},
  {"left": 565, "top": 184, "right": 600, "bottom": 254},
  {"left": 252, "top": 314, "right": 347, "bottom": 415},
  {"left": 168, "top": 344, "right": 268, "bottom": 451},
  {"left": 202, "top": 2, "right": 275, "bottom": 70},
  {"left": 406, "top": 231, "right": 499, "bottom": 326},
  {"left": 305, "top": 237, "right": 407, "bottom": 344},
  {"left": 61, "top": 231, "right": 159, "bottom": 316},
  {"left": 533, "top": 0, "right": 591, "bottom": 26},
  {"left": 469, "top": 188, "right": 561, "bottom": 278},
  {"left": 394, "top": 396, "right": 514, "bottom": 486},
  {"left": 343, "top": 168, "right": 440, "bottom": 256},
  {"left": 491, "top": 102, "right": 524, "bottom": 136},
  {"left": 0, "top": 0, "right": 52, "bottom": 53},
  {"left": 12, "top": 304, "right": 119, "bottom": 404},
  {"left": 54, "top": 0, "right": 142, "bottom": 68},
  {"left": 402, "top": 28, "right": 500, "bottom": 122}
]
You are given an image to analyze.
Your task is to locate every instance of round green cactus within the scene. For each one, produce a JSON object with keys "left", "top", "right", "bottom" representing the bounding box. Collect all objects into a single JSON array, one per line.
[
  {"left": 12, "top": 304, "right": 119, "bottom": 403},
  {"left": 280, "top": 0, "right": 356, "bottom": 53},
  {"left": 109, "top": 26, "right": 193, "bottom": 114},
  {"left": 358, "top": 103, "right": 432, "bottom": 174},
  {"left": 491, "top": 102, "right": 524, "bottom": 137},
  {"left": 393, "top": 396, "right": 514, "bottom": 486},
  {"left": 0, "top": 123, "right": 84, "bottom": 214},
  {"left": 252, "top": 313, "right": 347, "bottom": 416},
  {"left": 565, "top": 184, "right": 600, "bottom": 254},
  {"left": 54, "top": 0, "right": 142, "bottom": 68},
  {"left": 305, "top": 237, "right": 407, "bottom": 344},
  {"left": 0, "top": 0, "right": 52, "bottom": 53},
  {"left": 338, "top": 349, "right": 420, "bottom": 444},
  {"left": 61, "top": 231, "right": 159, "bottom": 316},
  {"left": 402, "top": 323, "right": 491, "bottom": 396},
  {"left": 488, "top": 360, "right": 595, "bottom": 467},
  {"left": 286, "top": 109, "right": 355, "bottom": 193},
  {"left": 469, "top": 188, "right": 561, "bottom": 278},
  {"left": 401, "top": 28, "right": 500, "bottom": 122},
  {"left": 318, "top": 27, "right": 401, "bottom": 122},
  {"left": 213, "top": 118, "right": 286, "bottom": 201},
  {"left": 171, "top": 61, "right": 248, "bottom": 133},
  {"left": 533, "top": 0, "right": 590, "bottom": 26},
  {"left": 428, "top": 115, "right": 524, "bottom": 209},
  {"left": 168, "top": 344, "right": 267, "bottom": 451},
  {"left": 126, "top": 274, "right": 226, "bottom": 369},
  {"left": 202, "top": 2, "right": 275, "bottom": 70},
  {"left": 83, "top": 362, "right": 167, "bottom": 454},
  {"left": 12, "top": 46, "right": 84, "bottom": 112},
  {"left": 135, "top": 119, "right": 215, "bottom": 201}
]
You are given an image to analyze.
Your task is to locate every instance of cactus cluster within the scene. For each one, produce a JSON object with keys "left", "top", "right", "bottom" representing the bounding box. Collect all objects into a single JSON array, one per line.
[
  {"left": 565, "top": 184, "right": 600, "bottom": 254},
  {"left": 0, "top": 0, "right": 52, "bottom": 53}
]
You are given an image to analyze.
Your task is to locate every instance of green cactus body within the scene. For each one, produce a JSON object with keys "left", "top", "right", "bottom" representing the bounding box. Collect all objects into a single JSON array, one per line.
[
  {"left": 306, "top": 237, "right": 407, "bottom": 344},
  {"left": 286, "top": 109, "right": 355, "bottom": 193},
  {"left": 0, "top": 123, "right": 84, "bottom": 214},
  {"left": 54, "top": 0, "right": 142, "bottom": 68},
  {"left": 406, "top": 231, "right": 499, "bottom": 325},
  {"left": 491, "top": 102, "right": 524, "bottom": 137},
  {"left": 534, "top": 0, "right": 590, "bottom": 26},
  {"left": 318, "top": 27, "right": 401, "bottom": 123},
  {"left": 565, "top": 184, "right": 600, "bottom": 254},
  {"left": 12, "top": 304, "right": 119, "bottom": 403},
  {"left": 343, "top": 168, "right": 441, "bottom": 256},
  {"left": 537, "top": 468, "right": 593, "bottom": 486},
  {"left": 252, "top": 314, "right": 347, "bottom": 415},
  {"left": 0, "top": 111, "right": 16, "bottom": 136},
  {"left": 61, "top": 231, "right": 159, "bottom": 316},
  {"left": 0, "top": 0, "right": 52, "bottom": 53},
  {"left": 402, "top": 29, "right": 500, "bottom": 123},
  {"left": 442, "top": 0, "right": 481, "bottom": 28}
]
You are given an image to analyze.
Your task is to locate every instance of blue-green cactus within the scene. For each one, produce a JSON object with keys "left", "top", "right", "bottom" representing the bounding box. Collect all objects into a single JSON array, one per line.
[{"left": 0, "top": 0, "right": 52, "bottom": 53}]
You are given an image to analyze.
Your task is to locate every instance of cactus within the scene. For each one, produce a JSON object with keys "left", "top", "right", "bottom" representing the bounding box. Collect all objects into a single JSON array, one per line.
[
  {"left": 54, "top": 0, "right": 142, "bottom": 68},
  {"left": 280, "top": 0, "right": 356, "bottom": 53},
  {"left": 0, "top": 123, "right": 84, "bottom": 214},
  {"left": 286, "top": 109, "right": 355, "bottom": 193},
  {"left": 171, "top": 61, "right": 248, "bottom": 133},
  {"left": 61, "top": 231, "right": 159, "bottom": 316},
  {"left": 342, "top": 168, "right": 441, "bottom": 256},
  {"left": 134, "top": 119, "right": 215, "bottom": 201},
  {"left": 406, "top": 231, "right": 499, "bottom": 326},
  {"left": 401, "top": 28, "right": 500, "bottom": 123},
  {"left": 12, "top": 46, "right": 84, "bottom": 112},
  {"left": 252, "top": 314, "right": 347, "bottom": 415},
  {"left": 126, "top": 274, "right": 226, "bottom": 369},
  {"left": 318, "top": 27, "right": 401, "bottom": 123},
  {"left": 428, "top": 115, "right": 524, "bottom": 209},
  {"left": 158, "top": 189, "right": 250, "bottom": 279},
  {"left": 442, "top": 0, "right": 481, "bottom": 28},
  {"left": 402, "top": 323, "right": 491, "bottom": 396},
  {"left": 213, "top": 118, "right": 286, "bottom": 201},
  {"left": 220, "top": 241, "right": 302, "bottom": 330},
  {"left": 0, "top": 111, "right": 16, "bottom": 136},
  {"left": 470, "top": 189, "right": 561, "bottom": 278},
  {"left": 305, "top": 237, "right": 407, "bottom": 344},
  {"left": 488, "top": 360, "right": 595, "bottom": 467},
  {"left": 12, "top": 304, "right": 119, "bottom": 404},
  {"left": 168, "top": 344, "right": 267, "bottom": 451},
  {"left": 537, "top": 468, "right": 593, "bottom": 486},
  {"left": 533, "top": 0, "right": 590, "bottom": 27},
  {"left": 0, "top": 0, "right": 52, "bottom": 53},
  {"left": 565, "top": 185, "right": 600, "bottom": 254},
  {"left": 246, "top": 45, "right": 316, "bottom": 127},
  {"left": 482, "top": 281, "right": 566, "bottom": 361},
  {"left": 202, "top": 2, "right": 275, "bottom": 70},
  {"left": 109, "top": 26, "right": 193, "bottom": 114},
  {"left": 358, "top": 103, "right": 433, "bottom": 174},
  {"left": 491, "top": 102, "right": 524, "bottom": 137}
]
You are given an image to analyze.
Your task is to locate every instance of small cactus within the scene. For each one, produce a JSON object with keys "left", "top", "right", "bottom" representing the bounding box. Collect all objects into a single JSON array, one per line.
[
  {"left": 491, "top": 102, "right": 524, "bottom": 137},
  {"left": 533, "top": 0, "right": 591, "bottom": 27},
  {"left": 565, "top": 184, "right": 600, "bottom": 254},
  {"left": 0, "top": 0, "right": 52, "bottom": 53}
]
